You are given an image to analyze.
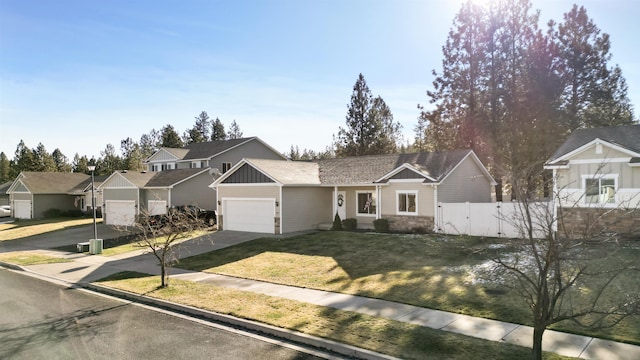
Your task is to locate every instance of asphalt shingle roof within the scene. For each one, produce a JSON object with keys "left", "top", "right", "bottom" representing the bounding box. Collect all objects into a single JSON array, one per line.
[
  {"left": 548, "top": 125, "right": 640, "bottom": 162},
  {"left": 182, "top": 138, "right": 254, "bottom": 160},
  {"left": 17, "top": 172, "right": 90, "bottom": 194},
  {"left": 145, "top": 168, "right": 210, "bottom": 187},
  {"left": 317, "top": 150, "right": 472, "bottom": 185},
  {"left": 246, "top": 159, "right": 321, "bottom": 185},
  {"left": 242, "top": 150, "right": 473, "bottom": 185}
]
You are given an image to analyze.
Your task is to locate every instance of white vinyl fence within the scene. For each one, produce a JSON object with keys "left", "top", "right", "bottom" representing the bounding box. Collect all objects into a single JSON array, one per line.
[{"left": 436, "top": 201, "right": 552, "bottom": 238}]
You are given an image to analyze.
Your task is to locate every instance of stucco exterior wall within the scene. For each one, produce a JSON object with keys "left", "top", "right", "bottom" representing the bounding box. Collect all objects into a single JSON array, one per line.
[{"left": 282, "top": 187, "right": 332, "bottom": 232}]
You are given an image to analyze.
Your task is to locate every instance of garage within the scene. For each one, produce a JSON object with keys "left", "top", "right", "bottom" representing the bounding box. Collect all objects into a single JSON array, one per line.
[
  {"left": 223, "top": 199, "right": 275, "bottom": 233},
  {"left": 13, "top": 200, "right": 32, "bottom": 219},
  {"left": 105, "top": 200, "right": 136, "bottom": 226},
  {"left": 147, "top": 200, "right": 167, "bottom": 216}
]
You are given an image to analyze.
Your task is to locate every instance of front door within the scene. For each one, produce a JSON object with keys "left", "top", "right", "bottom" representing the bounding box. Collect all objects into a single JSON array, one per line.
[{"left": 337, "top": 191, "right": 346, "bottom": 220}]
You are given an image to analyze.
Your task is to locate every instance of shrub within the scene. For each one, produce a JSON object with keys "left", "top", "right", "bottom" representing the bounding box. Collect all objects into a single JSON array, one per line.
[
  {"left": 342, "top": 218, "right": 357, "bottom": 231},
  {"left": 332, "top": 213, "right": 343, "bottom": 231},
  {"left": 43, "top": 208, "right": 86, "bottom": 218},
  {"left": 373, "top": 218, "right": 390, "bottom": 233}
]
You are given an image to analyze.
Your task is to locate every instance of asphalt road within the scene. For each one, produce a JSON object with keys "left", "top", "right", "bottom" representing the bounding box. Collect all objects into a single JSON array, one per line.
[{"left": 0, "top": 269, "right": 330, "bottom": 360}]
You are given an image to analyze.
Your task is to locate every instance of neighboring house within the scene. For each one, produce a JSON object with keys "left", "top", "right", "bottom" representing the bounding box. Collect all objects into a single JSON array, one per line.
[
  {"left": 145, "top": 137, "right": 286, "bottom": 173},
  {"left": 0, "top": 181, "right": 12, "bottom": 206},
  {"left": 99, "top": 168, "right": 216, "bottom": 226},
  {"left": 545, "top": 124, "right": 640, "bottom": 236},
  {"left": 211, "top": 149, "right": 496, "bottom": 234},
  {"left": 6, "top": 172, "right": 93, "bottom": 219}
]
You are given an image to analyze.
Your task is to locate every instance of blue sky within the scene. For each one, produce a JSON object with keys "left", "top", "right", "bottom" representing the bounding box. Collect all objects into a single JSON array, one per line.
[{"left": 1, "top": 0, "right": 638, "bottom": 160}]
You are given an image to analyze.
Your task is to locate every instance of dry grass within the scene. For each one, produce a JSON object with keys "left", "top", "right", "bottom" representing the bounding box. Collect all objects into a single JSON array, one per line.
[
  {"left": 178, "top": 231, "right": 640, "bottom": 345},
  {"left": 100, "top": 230, "right": 212, "bottom": 256},
  {"left": 0, "top": 251, "right": 72, "bottom": 265},
  {"left": 98, "top": 272, "right": 574, "bottom": 360},
  {"left": 0, "top": 218, "right": 102, "bottom": 241}
]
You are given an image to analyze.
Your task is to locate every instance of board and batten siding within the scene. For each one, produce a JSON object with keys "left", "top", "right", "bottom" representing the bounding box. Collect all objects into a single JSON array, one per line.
[
  {"left": 222, "top": 164, "right": 275, "bottom": 184},
  {"left": 281, "top": 187, "right": 333, "bottom": 232},
  {"left": 437, "top": 156, "right": 492, "bottom": 203},
  {"left": 569, "top": 145, "right": 631, "bottom": 161},
  {"left": 381, "top": 182, "right": 435, "bottom": 217}
]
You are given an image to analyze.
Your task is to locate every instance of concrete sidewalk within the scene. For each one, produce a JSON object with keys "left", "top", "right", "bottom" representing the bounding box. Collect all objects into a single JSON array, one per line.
[{"left": 2, "top": 230, "right": 639, "bottom": 360}]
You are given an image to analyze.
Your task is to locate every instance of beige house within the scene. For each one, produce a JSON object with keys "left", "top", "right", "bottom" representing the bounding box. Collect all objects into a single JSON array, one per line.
[
  {"left": 545, "top": 124, "right": 640, "bottom": 236},
  {"left": 211, "top": 150, "right": 496, "bottom": 234}
]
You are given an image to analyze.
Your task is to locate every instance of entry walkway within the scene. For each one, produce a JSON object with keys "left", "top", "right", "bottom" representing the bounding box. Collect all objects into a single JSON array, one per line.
[{"left": 2, "top": 230, "right": 638, "bottom": 360}]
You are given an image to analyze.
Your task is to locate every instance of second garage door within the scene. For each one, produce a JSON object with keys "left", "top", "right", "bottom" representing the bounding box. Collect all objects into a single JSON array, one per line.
[
  {"left": 14, "top": 200, "right": 32, "bottom": 219},
  {"left": 224, "top": 199, "right": 275, "bottom": 233},
  {"left": 105, "top": 200, "right": 136, "bottom": 226}
]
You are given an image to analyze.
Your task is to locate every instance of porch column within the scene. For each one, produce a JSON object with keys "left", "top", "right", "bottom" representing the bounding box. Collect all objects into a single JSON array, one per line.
[
  {"left": 376, "top": 185, "right": 381, "bottom": 219},
  {"left": 333, "top": 186, "right": 338, "bottom": 216}
]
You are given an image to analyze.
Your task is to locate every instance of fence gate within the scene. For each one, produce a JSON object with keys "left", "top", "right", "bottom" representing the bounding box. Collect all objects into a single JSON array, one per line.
[{"left": 437, "top": 202, "right": 550, "bottom": 238}]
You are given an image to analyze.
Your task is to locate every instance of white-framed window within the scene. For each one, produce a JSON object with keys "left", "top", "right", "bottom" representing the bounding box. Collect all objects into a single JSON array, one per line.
[
  {"left": 582, "top": 174, "right": 617, "bottom": 205},
  {"left": 397, "top": 191, "right": 418, "bottom": 215},
  {"left": 151, "top": 164, "right": 159, "bottom": 172},
  {"left": 356, "top": 191, "right": 377, "bottom": 216},
  {"left": 161, "top": 163, "right": 173, "bottom": 171},
  {"left": 191, "top": 161, "right": 201, "bottom": 169},
  {"left": 222, "top": 162, "right": 232, "bottom": 173}
]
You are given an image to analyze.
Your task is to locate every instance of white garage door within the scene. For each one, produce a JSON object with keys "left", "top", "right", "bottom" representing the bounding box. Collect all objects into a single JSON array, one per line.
[
  {"left": 105, "top": 201, "right": 136, "bottom": 226},
  {"left": 224, "top": 199, "right": 275, "bottom": 233},
  {"left": 147, "top": 200, "right": 167, "bottom": 216},
  {"left": 14, "top": 200, "right": 32, "bottom": 219}
]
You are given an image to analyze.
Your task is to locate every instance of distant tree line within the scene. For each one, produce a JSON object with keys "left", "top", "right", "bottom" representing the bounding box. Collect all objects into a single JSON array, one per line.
[{"left": 0, "top": 115, "right": 245, "bottom": 180}]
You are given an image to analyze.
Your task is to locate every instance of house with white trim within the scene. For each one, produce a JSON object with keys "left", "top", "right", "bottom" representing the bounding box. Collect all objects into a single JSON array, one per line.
[
  {"left": 545, "top": 124, "right": 640, "bottom": 237},
  {"left": 210, "top": 150, "right": 496, "bottom": 234}
]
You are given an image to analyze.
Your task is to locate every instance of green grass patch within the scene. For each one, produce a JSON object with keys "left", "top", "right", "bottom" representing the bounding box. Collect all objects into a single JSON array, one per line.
[
  {"left": 0, "top": 251, "right": 72, "bottom": 265},
  {"left": 0, "top": 217, "right": 102, "bottom": 241},
  {"left": 177, "top": 231, "right": 640, "bottom": 345},
  {"left": 97, "top": 271, "right": 574, "bottom": 360}
]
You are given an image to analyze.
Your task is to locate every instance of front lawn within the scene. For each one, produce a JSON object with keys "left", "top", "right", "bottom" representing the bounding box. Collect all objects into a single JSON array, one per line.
[
  {"left": 0, "top": 251, "right": 72, "bottom": 266},
  {"left": 98, "top": 272, "right": 574, "bottom": 360},
  {"left": 0, "top": 217, "right": 102, "bottom": 241},
  {"left": 178, "top": 231, "right": 640, "bottom": 345}
]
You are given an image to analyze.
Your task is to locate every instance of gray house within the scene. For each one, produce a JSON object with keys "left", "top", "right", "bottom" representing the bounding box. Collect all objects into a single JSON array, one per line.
[
  {"left": 145, "top": 137, "right": 286, "bottom": 173},
  {"left": 545, "top": 124, "right": 640, "bottom": 236},
  {"left": 211, "top": 149, "right": 496, "bottom": 234},
  {"left": 99, "top": 168, "right": 216, "bottom": 226},
  {"left": 6, "top": 172, "right": 92, "bottom": 219}
]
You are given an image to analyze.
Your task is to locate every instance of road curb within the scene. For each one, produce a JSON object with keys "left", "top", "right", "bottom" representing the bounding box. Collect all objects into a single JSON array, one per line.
[{"left": 81, "top": 282, "right": 401, "bottom": 360}]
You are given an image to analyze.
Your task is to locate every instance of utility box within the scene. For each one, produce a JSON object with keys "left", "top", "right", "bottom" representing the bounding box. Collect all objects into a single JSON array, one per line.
[{"left": 89, "top": 239, "right": 103, "bottom": 255}]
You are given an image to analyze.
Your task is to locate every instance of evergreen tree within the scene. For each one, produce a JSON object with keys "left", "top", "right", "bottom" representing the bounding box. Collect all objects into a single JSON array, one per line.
[
  {"left": 140, "top": 129, "right": 160, "bottom": 158},
  {"left": 0, "top": 152, "right": 10, "bottom": 183},
  {"left": 211, "top": 118, "right": 227, "bottom": 141},
  {"left": 121, "top": 137, "right": 145, "bottom": 171},
  {"left": 72, "top": 153, "right": 91, "bottom": 174},
  {"left": 184, "top": 111, "right": 211, "bottom": 144},
  {"left": 334, "top": 73, "right": 402, "bottom": 157},
  {"left": 554, "top": 5, "right": 635, "bottom": 129},
  {"left": 159, "top": 124, "right": 184, "bottom": 148},
  {"left": 51, "top": 148, "right": 72, "bottom": 172},
  {"left": 227, "top": 120, "right": 243, "bottom": 139},
  {"left": 12, "top": 140, "right": 37, "bottom": 176},
  {"left": 97, "top": 143, "right": 122, "bottom": 175},
  {"left": 33, "top": 143, "right": 57, "bottom": 172}
]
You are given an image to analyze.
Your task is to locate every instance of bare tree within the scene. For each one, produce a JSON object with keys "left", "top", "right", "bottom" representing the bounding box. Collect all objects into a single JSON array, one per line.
[
  {"left": 134, "top": 208, "right": 209, "bottom": 288},
  {"left": 489, "top": 168, "right": 639, "bottom": 360}
]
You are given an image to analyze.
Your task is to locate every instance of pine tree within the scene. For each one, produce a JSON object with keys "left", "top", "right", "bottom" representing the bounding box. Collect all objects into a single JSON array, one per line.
[
  {"left": 334, "top": 73, "right": 402, "bottom": 157},
  {"left": 211, "top": 118, "right": 227, "bottom": 141},
  {"left": 51, "top": 148, "right": 72, "bottom": 172},
  {"left": 160, "top": 124, "right": 184, "bottom": 148},
  {"left": 72, "top": 153, "right": 90, "bottom": 174},
  {"left": 227, "top": 120, "right": 243, "bottom": 139},
  {"left": 0, "top": 152, "right": 10, "bottom": 182}
]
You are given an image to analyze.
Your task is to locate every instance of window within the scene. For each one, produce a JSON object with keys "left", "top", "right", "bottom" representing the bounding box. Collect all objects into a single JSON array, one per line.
[
  {"left": 222, "top": 162, "right": 232, "bottom": 173},
  {"left": 585, "top": 176, "right": 616, "bottom": 204},
  {"left": 357, "top": 191, "right": 376, "bottom": 215},
  {"left": 161, "top": 163, "right": 173, "bottom": 171},
  {"left": 151, "top": 164, "right": 159, "bottom": 172},
  {"left": 191, "top": 161, "right": 201, "bottom": 169},
  {"left": 397, "top": 191, "right": 418, "bottom": 215}
]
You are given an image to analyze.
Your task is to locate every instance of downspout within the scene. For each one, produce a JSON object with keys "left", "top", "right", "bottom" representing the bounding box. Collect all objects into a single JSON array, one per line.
[
  {"left": 167, "top": 188, "right": 172, "bottom": 214},
  {"left": 552, "top": 169, "right": 558, "bottom": 236},
  {"left": 376, "top": 185, "right": 381, "bottom": 219},
  {"left": 278, "top": 185, "right": 283, "bottom": 235},
  {"left": 433, "top": 184, "right": 438, "bottom": 233}
]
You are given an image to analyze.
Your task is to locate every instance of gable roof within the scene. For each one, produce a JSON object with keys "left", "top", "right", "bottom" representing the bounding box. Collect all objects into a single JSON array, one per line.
[
  {"left": 318, "top": 150, "right": 474, "bottom": 185},
  {"left": 214, "top": 149, "right": 493, "bottom": 187},
  {"left": 103, "top": 168, "right": 212, "bottom": 189},
  {"left": 146, "top": 137, "right": 286, "bottom": 163},
  {"left": 547, "top": 125, "right": 640, "bottom": 163},
  {"left": 8, "top": 172, "right": 90, "bottom": 194}
]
